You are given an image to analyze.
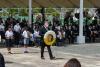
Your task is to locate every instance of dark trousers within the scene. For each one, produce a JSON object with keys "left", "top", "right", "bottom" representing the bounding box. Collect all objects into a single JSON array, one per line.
[
  {"left": 14, "top": 32, "right": 20, "bottom": 45},
  {"left": 41, "top": 42, "right": 53, "bottom": 58},
  {"left": 91, "top": 36, "right": 96, "bottom": 42},
  {"left": 68, "top": 37, "right": 74, "bottom": 44},
  {"left": 6, "top": 39, "right": 13, "bottom": 48}
]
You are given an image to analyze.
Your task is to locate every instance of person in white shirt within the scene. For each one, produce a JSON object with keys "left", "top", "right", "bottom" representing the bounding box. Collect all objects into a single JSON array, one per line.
[
  {"left": 0, "top": 23, "right": 4, "bottom": 31},
  {"left": 0, "top": 23, "right": 5, "bottom": 43},
  {"left": 14, "top": 23, "right": 21, "bottom": 33},
  {"left": 5, "top": 27, "right": 13, "bottom": 54},
  {"left": 22, "top": 27, "right": 30, "bottom": 53},
  {"left": 14, "top": 23, "right": 21, "bottom": 46},
  {"left": 34, "top": 28, "right": 41, "bottom": 47},
  {"left": 34, "top": 30, "right": 40, "bottom": 37}
]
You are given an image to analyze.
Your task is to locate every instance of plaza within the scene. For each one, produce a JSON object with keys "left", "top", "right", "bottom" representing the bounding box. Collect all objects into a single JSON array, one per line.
[
  {"left": 0, "top": 0, "right": 100, "bottom": 67},
  {"left": 0, "top": 43, "right": 100, "bottom": 67}
]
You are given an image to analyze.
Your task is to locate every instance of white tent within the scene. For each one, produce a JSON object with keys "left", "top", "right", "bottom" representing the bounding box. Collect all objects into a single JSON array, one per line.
[
  {"left": 0, "top": 0, "right": 99, "bottom": 8},
  {"left": 0, "top": 0, "right": 99, "bottom": 44}
]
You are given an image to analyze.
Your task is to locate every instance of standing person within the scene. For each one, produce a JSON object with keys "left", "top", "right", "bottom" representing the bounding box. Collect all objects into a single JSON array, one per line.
[
  {"left": 34, "top": 27, "right": 41, "bottom": 47},
  {"left": 86, "top": 25, "right": 92, "bottom": 42},
  {"left": 39, "top": 21, "right": 55, "bottom": 60},
  {"left": 22, "top": 27, "right": 30, "bottom": 53},
  {"left": 71, "top": 25, "right": 78, "bottom": 43},
  {"left": 5, "top": 27, "right": 14, "bottom": 54},
  {"left": 56, "top": 26, "right": 62, "bottom": 46},
  {"left": 91, "top": 25, "right": 98, "bottom": 42},
  {"left": 14, "top": 23, "right": 21, "bottom": 46},
  {"left": 67, "top": 26, "right": 73, "bottom": 44},
  {"left": 0, "top": 23, "right": 5, "bottom": 43}
]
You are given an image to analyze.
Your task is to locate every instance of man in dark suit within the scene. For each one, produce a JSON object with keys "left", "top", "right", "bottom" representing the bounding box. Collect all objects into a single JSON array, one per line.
[{"left": 39, "top": 21, "right": 55, "bottom": 60}]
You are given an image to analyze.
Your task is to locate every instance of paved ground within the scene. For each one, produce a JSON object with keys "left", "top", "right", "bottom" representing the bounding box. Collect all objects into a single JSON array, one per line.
[{"left": 0, "top": 43, "right": 100, "bottom": 67}]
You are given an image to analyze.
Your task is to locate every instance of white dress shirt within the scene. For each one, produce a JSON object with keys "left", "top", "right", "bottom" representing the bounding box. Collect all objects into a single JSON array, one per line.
[
  {"left": 34, "top": 30, "right": 40, "bottom": 37},
  {"left": 5, "top": 30, "right": 13, "bottom": 38},
  {"left": 14, "top": 24, "right": 21, "bottom": 32},
  {"left": 0, "top": 24, "right": 4, "bottom": 31},
  {"left": 22, "top": 30, "right": 29, "bottom": 38}
]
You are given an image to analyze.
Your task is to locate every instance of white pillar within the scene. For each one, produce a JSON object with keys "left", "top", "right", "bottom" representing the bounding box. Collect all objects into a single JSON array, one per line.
[
  {"left": 77, "top": 0, "right": 85, "bottom": 44},
  {"left": 0, "top": 35, "right": 1, "bottom": 42},
  {"left": 28, "top": 0, "right": 32, "bottom": 27},
  {"left": 60, "top": 8, "right": 65, "bottom": 25}
]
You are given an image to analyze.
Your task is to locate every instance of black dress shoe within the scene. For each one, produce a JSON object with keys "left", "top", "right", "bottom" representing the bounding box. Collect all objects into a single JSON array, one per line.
[
  {"left": 24, "top": 51, "right": 29, "bottom": 53},
  {"left": 50, "top": 57, "right": 56, "bottom": 60},
  {"left": 8, "top": 52, "right": 13, "bottom": 54},
  {"left": 41, "top": 57, "right": 45, "bottom": 59}
]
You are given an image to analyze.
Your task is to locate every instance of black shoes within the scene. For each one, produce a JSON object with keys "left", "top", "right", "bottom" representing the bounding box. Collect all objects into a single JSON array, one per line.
[
  {"left": 50, "top": 57, "right": 56, "bottom": 60},
  {"left": 8, "top": 52, "right": 12, "bottom": 54},
  {"left": 41, "top": 56, "right": 56, "bottom": 60},
  {"left": 24, "top": 51, "right": 29, "bottom": 53},
  {"left": 41, "top": 57, "right": 45, "bottom": 59}
]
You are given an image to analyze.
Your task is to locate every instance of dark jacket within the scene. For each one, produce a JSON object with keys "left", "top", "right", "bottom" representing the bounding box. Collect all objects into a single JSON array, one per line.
[{"left": 39, "top": 26, "right": 49, "bottom": 41}]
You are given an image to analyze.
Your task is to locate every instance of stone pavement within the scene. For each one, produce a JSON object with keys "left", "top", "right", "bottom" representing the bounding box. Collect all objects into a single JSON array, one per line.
[{"left": 0, "top": 43, "right": 100, "bottom": 67}]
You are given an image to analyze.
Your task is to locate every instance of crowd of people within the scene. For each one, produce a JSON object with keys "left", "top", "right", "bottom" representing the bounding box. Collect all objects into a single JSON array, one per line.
[
  {"left": 0, "top": 9, "right": 100, "bottom": 49},
  {"left": 0, "top": 8, "right": 100, "bottom": 67}
]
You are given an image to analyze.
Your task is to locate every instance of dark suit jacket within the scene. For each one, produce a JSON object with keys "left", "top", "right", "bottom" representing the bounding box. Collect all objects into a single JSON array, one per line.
[{"left": 39, "top": 26, "right": 49, "bottom": 42}]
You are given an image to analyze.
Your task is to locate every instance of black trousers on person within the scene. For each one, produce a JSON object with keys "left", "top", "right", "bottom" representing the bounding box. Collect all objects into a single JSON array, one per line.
[
  {"left": 41, "top": 42, "right": 53, "bottom": 58},
  {"left": 14, "top": 31, "right": 20, "bottom": 45},
  {"left": 6, "top": 39, "right": 13, "bottom": 48}
]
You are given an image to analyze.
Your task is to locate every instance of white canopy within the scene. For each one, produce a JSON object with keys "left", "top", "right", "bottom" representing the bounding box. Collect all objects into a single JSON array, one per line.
[{"left": 0, "top": 0, "right": 99, "bottom": 8}]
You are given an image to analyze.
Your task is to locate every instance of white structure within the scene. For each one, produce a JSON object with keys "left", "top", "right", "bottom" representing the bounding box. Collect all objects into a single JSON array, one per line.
[
  {"left": 77, "top": 0, "right": 85, "bottom": 44},
  {"left": 27, "top": 0, "right": 85, "bottom": 44},
  {"left": 28, "top": 0, "right": 32, "bottom": 27}
]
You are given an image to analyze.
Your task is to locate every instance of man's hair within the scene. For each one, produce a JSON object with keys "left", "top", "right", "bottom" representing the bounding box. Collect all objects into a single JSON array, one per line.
[{"left": 64, "top": 58, "right": 81, "bottom": 67}]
